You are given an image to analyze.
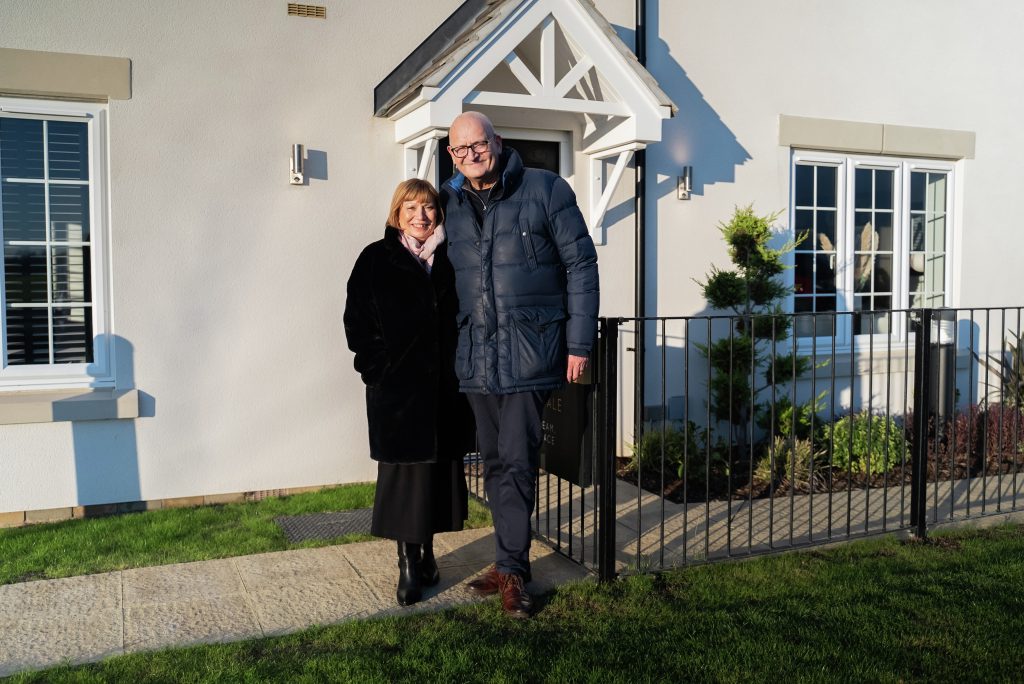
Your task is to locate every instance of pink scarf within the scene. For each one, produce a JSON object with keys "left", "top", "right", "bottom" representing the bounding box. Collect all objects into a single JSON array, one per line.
[{"left": 399, "top": 224, "right": 445, "bottom": 273}]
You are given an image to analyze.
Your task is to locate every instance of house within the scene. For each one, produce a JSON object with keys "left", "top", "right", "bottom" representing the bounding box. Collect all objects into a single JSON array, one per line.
[{"left": 0, "top": 0, "right": 1016, "bottom": 524}]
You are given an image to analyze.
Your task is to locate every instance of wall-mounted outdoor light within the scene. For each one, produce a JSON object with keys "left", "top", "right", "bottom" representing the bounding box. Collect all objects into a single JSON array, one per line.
[
  {"left": 677, "top": 165, "right": 692, "bottom": 200},
  {"left": 290, "top": 144, "right": 305, "bottom": 185}
]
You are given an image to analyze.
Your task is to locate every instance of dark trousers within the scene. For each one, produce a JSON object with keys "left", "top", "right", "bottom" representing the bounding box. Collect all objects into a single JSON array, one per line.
[{"left": 467, "top": 391, "right": 549, "bottom": 576}]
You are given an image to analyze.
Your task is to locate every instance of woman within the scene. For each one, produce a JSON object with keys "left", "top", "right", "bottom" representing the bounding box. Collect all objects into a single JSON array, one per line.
[{"left": 343, "top": 178, "right": 473, "bottom": 606}]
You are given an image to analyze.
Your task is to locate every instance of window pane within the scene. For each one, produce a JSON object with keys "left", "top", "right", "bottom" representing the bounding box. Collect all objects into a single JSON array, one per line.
[
  {"left": 910, "top": 172, "right": 925, "bottom": 211},
  {"left": 794, "top": 253, "right": 813, "bottom": 294},
  {"left": 874, "top": 169, "right": 893, "bottom": 209},
  {"left": 910, "top": 214, "right": 925, "bottom": 251},
  {"left": 4, "top": 245, "right": 48, "bottom": 303},
  {"left": 815, "top": 254, "right": 836, "bottom": 293},
  {"left": 49, "top": 185, "right": 91, "bottom": 242},
  {"left": 814, "top": 314, "right": 836, "bottom": 337},
  {"left": 927, "top": 173, "right": 946, "bottom": 213},
  {"left": 816, "top": 295, "right": 837, "bottom": 312},
  {"left": 926, "top": 254, "right": 945, "bottom": 293},
  {"left": 794, "top": 209, "right": 813, "bottom": 248},
  {"left": 855, "top": 212, "right": 873, "bottom": 251},
  {"left": 794, "top": 165, "right": 813, "bottom": 207},
  {"left": 47, "top": 121, "right": 89, "bottom": 181},
  {"left": 816, "top": 166, "right": 837, "bottom": 208},
  {"left": 855, "top": 307, "right": 890, "bottom": 335},
  {"left": 4, "top": 307, "right": 49, "bottom": 365},
  {"left": 1, "top": 181, "right": 46, "bottom": 241},
  {"left": 52, "top": 307, "right": 92, "bottom": 363},
  {"left": 51, "top": 246, "right": 91, "bottom": 303},
  {"left": 816, "top": 210, "right": 835, "bottom": 250},
  {"left": 927, "top": 215, "right": 945, "bottom": 251},
  {"left": 794, "top": 314, "right": 814, "bottom": 338},
  {"left": 854, "top": 257, "right": 873, "bottom": 293},
  {"left": 855, "top": 168, "right": 872, "bottom": 209},
  {"left": 875, "top": 211, "right": 893, "bottom": 251},
  {"left": 0, "top": 118, "right": 44, "bottom": 179},
  {"left": 794, "top": 296, "right": 813, "bottom": 312},
  {"left": 874, "top": 256, "right": 892, "bottom": 292}
]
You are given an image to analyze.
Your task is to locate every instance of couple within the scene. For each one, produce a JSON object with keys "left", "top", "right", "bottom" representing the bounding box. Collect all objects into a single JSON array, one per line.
[{"left": 343, "top": 112, "right": 599, "bottom": 618}]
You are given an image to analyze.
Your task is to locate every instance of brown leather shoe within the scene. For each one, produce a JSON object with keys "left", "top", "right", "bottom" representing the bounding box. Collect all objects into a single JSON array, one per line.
[
  {"left": 498, "top": 572, "right": 532, "bottom": 619},
  {"left": 467, "top": 565, "right": 532, "bottom": 596},
  {"left": 467, "top": 565, "right": 502, "bottom": 596}
]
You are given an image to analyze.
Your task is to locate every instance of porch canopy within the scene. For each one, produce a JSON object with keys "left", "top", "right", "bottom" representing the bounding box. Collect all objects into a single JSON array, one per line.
[{"left": 373, "top": 0, "right": 675, "bottom": 242}]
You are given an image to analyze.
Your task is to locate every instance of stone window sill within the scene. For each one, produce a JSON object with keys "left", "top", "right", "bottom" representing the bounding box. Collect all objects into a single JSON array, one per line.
[{"left": 0, "top": 388, "right": 139, "bottom": 425}]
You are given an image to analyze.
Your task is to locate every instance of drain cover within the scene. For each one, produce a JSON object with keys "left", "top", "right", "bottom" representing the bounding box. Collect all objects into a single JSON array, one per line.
[{"left": 275, "top": 509, "right": 374, "bottom": 543}]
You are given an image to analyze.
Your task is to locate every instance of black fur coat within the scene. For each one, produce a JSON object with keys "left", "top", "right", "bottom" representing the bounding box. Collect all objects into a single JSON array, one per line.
[{"left": 343, "top": 226, "right": 474, "bottom": 464}]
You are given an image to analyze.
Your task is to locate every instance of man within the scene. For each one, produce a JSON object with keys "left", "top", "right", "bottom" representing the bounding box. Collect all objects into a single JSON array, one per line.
[{"left": 441, "top": 111, "right": 599, "bottom": 618}]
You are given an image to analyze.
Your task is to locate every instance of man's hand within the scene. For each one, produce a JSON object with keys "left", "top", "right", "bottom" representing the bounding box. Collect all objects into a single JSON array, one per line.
[{"left": 567, "top": 354, "right": 588, "bottom": 383}]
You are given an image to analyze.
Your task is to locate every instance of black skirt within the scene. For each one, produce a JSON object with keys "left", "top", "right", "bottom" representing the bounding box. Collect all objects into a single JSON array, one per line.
[{"left": 371, "top": 451, "right": 469, "bottom": 544}]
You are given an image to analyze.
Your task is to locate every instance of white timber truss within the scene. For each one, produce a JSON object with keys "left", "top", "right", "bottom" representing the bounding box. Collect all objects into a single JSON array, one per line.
[{"left": 393, "top": 0, "right": 674, "bottom": 244}]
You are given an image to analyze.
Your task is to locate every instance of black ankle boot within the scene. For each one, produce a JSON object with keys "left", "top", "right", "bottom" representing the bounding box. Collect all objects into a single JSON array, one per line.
[
  {"left": 396, "top": 541, "right": 423, "bottom": 606},
  {"left": 420, "top": 537, "right": 440, "bottom": 587}
]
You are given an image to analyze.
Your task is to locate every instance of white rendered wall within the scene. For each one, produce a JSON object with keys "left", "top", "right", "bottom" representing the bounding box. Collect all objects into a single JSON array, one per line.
[
  {"left": 3, "top": 0, "right": 1023, "bottom": 511},
  {"left": 647, "top": 0, "right": 1024, "bottom": 313},
  {"left": 641, "top": 0, "right": 1024, "bottom": 410},
  {"left": 0, "top": 0, "right": 465, "bottom": 512}
]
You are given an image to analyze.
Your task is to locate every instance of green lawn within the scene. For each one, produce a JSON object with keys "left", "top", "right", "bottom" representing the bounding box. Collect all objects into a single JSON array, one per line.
[
  {"left": 0, "top": 484, "right": 492, "bottom": 585},
  {"left": 10, "top": 524, "right": 1024, "bottom": 683}
]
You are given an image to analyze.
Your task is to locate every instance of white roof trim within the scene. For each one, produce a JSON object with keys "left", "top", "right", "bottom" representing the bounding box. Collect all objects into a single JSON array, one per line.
[{"left": 387, "top": 0, "right": 674, "bottom": 152}]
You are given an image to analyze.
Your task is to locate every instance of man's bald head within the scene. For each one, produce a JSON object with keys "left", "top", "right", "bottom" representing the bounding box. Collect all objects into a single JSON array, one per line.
[
  {"left": 450, "top": 111, "right": 496, "bottom": 139},
  {"left": 447, "top": 111, "right": 503, "bottom": 190}
]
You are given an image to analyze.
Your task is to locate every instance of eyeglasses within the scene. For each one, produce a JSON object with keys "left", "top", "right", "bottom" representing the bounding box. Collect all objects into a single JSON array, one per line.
[{"left": 449, "top": 139, "right": 492, "bottom": 158}]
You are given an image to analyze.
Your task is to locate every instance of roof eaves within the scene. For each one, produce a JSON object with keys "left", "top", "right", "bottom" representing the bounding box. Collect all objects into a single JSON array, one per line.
[{"left": 373, "top": 0, "right": 506, "bottom": 117}]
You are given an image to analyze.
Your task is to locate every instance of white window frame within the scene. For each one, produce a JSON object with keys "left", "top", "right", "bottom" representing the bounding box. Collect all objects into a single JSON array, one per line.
[
  {"left": 0, "top": 96, "right": 113, "bottom": 390},
  {"left": 790, "top": 149, "right": 956, "bottom": 353}
]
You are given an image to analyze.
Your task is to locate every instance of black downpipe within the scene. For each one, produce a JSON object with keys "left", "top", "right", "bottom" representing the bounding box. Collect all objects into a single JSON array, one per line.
[{"left": 634, "top": 0, "right": 647, "bottom": 443}]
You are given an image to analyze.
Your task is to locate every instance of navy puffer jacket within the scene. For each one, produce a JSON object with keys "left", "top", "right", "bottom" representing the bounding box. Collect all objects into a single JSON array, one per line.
[{"left": 441, "top": 148, "right": 599, "bottom": 394}]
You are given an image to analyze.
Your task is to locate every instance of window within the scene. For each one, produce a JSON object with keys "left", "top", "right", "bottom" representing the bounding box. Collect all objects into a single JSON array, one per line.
[
  {"left": 791, "top": 151, "right": 954, "bottom": 344},
  {"left": 0, "top": 98, "right": 111, "bottom": 388}
]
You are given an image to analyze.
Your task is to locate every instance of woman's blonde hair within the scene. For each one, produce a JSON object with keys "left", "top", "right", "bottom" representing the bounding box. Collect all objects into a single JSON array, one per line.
[{"left": 387, "top": 179, "right": 443, "bottom": 229}]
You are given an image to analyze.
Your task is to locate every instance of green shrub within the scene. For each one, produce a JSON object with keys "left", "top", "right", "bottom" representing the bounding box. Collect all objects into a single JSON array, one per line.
[
  {"left": 627, "top": 422, "right": 708, "bottom": 480},
  {"left": 758, "top": 391, "right": 826, "bottom": 442},
  {"left": 823, "top": 412, "right": 905, "bottom": 475},
  {"left": 755, "top": 436, "right": 816, "bottom": 487}
]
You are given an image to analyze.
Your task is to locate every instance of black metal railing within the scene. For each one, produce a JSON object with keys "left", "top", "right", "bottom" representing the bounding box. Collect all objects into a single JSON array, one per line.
[{"left": 468, "top": 306, "right": 1023, "bottom": 581}]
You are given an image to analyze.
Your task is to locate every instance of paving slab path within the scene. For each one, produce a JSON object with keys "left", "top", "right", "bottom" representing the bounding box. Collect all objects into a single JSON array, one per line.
[{"left": 0, "top": 527, "right": 589, "bottom": 678}]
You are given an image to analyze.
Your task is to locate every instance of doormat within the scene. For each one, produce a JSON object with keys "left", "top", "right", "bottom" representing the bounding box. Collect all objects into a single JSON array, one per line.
[{"left": 274, "top": 509, "right": 374, "bottom": 543}]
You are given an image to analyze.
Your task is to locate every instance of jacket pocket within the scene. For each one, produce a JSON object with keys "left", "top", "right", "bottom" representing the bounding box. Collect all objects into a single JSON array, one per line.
[
  {"left": 510, "top": 307, "right": 567, "bottom": 382},
  {"left": 455, "top": 313, "right": 474, "bottom": 381},
  {"left": 519, "top": 225, "right": 538, "bottom": 270}
]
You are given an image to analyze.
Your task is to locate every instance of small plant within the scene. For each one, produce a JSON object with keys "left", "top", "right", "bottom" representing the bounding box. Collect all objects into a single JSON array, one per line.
[
  {"left": 974, "top": 331, "right": 1024, "bottom": 408},
  {"left": 627, "top": 422, "right": 702, "bottom": 474},
  {"left": 755, "top": 436, "right": 817, "bottom": 488},
  {"left": 626, "top": 422, "right": 726, "bottom": 483},
  {"left": 758, "top": 391, "right": 828, "bottom": 442},
  {"left": 823, "top": 412, "right": 906, "bottom": 475}
]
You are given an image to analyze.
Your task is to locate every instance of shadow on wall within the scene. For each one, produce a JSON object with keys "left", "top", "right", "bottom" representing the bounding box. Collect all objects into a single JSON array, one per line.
[
  {"left": 305, "top": 149, "right": 329, "bottom": 182},
  {"left": 55, "top": 335, "right": 153, "bottom": 514},
  {"left": 605, "top": 16, "right": 751, "bottom": 371},
  {"left": 613, "top": 18, "right": 751, "bottom": 203}
]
